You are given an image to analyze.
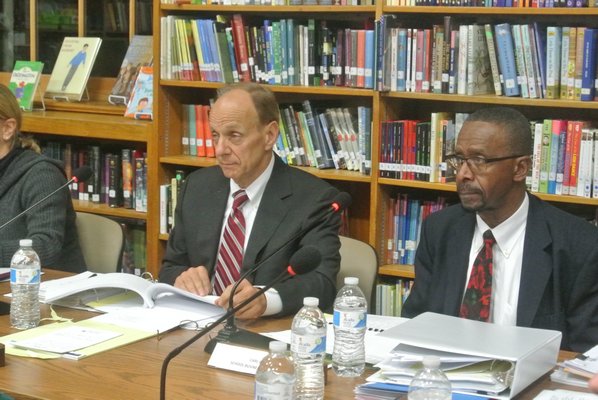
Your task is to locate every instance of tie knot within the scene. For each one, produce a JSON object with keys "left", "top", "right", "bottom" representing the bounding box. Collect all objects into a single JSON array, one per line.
[
  {"left": 483, "top": 229, "right": 495, "bottom": 244},
  {"left": 232, "top": 190, "right": 249, "bottom": 210}
]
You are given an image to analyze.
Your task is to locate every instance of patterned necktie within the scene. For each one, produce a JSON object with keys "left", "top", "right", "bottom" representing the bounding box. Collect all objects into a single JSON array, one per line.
[
  {"left": 213, "top": 190, "right": 249, "bottom": 296},
  {"left": 459, "top": 229, "right": 496, "bottom": 322}
]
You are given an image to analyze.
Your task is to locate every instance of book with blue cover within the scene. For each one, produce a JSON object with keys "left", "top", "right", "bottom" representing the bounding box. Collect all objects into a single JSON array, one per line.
[
  {"left": 124, "top": 66, "right": 153, "bottom": 120},
  {"left": 494, "top": 23, "right": 521, "bottom": 96}
]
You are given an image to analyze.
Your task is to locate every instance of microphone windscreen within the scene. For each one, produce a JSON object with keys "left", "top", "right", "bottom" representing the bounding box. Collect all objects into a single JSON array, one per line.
[
  {"left": 288, "top": 246, "right": 322, "bottom": 275},
  {"left": 72, "top": 166, "right": 93, "bottom": 183},
  {"left": 332, "top": 192, "right": 352, "bottom": 212}
]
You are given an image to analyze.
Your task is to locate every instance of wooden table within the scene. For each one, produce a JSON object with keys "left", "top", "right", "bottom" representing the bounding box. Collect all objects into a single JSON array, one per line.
[{"left": 0, "top": 271, "right": 591, "bottom": 399}]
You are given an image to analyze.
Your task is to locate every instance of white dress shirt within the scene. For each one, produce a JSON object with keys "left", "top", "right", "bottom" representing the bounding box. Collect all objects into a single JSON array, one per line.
[
  {"left": 218, "top": 155, "right": 282, "bottom": 315},
  {"left": 464, "top": 193, "right": 529, "bottom": 326}
]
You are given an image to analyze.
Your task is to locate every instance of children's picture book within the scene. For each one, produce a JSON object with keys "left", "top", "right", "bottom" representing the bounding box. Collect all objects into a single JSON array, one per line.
[
  {"left": 124, "top": 66, "right": 153, "bottom": 120},
  {"left": 8, "top": 61, "right": 44, "bottom": 111},
  {"left": 45, "top": 37, "right": 102, "bottom": 101},
  {"left": 108, "top": 35, "right": 153, "bottom": 106}
]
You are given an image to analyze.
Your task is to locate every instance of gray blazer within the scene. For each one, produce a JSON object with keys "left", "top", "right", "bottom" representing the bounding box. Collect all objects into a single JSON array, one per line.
[{"left": 160, "top": 155, "right": 342, "bottom": 315}]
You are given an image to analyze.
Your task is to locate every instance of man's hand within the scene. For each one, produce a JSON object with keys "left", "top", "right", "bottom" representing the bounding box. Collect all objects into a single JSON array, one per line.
[
  {"left": 215, "top": 279, "right": 267, "bottom": 320},
  {"left": 173, "top": 266, "right": 212, "bottom": 296}
]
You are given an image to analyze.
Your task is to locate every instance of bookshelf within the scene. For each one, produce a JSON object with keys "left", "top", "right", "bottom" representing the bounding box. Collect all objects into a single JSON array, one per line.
[
  {"left": 0, "top": 0, "right": 154, "bottom": 273},
  {"left": 153, "top": 2, "right": 598, "bottom": 287}
]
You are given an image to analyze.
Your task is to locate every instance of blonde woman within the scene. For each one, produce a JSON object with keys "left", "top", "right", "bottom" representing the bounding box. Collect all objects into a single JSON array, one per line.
[{"left": 0, "top": 84, "right": 85, "bottom": 272}]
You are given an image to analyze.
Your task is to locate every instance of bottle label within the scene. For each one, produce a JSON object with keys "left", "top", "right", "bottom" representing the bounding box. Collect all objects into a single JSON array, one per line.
[
  {"left": 10, "top": 268, "right": 40, "bottom": 285},
  {"left": 254, "top": 381, "right": 293, "bottom": 400},
  {"left": 291, "top": 333, "right": 326, "bottom": 354},
  {"left": 333, "top": 310, "right": 367, "bottom": 329}
]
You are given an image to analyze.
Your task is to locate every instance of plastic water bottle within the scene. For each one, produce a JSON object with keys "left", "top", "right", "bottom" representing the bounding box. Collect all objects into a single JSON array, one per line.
[
  {"left": 10, "top": 239, "right": 41, "bottom": 329},
  {"left": 408, "top": 356, "right": 452, "bottom": 400},
  {"left": 332, "top": 276, "right": 367, "bottom": 377},
  {"left": 254, "top": 341, "right": 295, "bottom": 400},
  {"left": 291, "top": 297, "right": 326, "bottom": 399}
]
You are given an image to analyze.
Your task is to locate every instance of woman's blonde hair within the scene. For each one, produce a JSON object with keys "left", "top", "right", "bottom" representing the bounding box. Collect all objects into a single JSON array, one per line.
[{"left": 0, "top": 84, "right": 40, "bottom": 153}]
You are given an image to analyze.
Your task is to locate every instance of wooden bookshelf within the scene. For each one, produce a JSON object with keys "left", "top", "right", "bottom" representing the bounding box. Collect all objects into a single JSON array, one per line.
[{"left": 153, "top": 2, "right": 598, "bottom": 285}]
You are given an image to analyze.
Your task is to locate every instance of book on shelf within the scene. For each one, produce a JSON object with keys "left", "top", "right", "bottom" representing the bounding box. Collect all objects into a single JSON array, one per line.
[
  {"left": 8, "top": 61, "right": 44, "bottom": 111},
  {"left": 124, "top": 66, "right": 153, "bottom": 120},
  {"left": 45, "top": 37, "right": 102, "bottom": 101},
  {"left": 108, "top": 35, "right": 153, "bottom": 105},
  {"left": 580, "top": 28, "right": 598, "bottom": 101}
]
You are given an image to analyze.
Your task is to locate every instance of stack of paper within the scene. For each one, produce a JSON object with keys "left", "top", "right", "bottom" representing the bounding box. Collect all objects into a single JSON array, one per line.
[
  {"left": 551, "top": 344, "right": 598, "bottom": 388},
  {"left": 368, "top": 344, "right": 513, "bottom": 394}
]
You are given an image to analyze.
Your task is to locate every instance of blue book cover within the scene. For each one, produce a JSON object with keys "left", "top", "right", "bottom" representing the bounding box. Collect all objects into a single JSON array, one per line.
[
  {"left": 196, "top": 20, "right": 214, "bottom": 82},
  {"left": 494, "top": 23, "right": 520, "bottom": 97},
  {"left": 263, "top": 20, "right": 274, "bottom": 85},
  {"left": 365, "top": 30, "right": 375, "bottom": 89},
  {"left": 407, "top": 199, "right": 420, "bottom": 265},
  {"left": 224, "top": 27, "right": 239, "bottom": 83},
  {"left": 580, "top": 28, "right": 598, "bottom": 101},
  {"left": 205, "top": 20, "right": 223, "bottom": 82}
]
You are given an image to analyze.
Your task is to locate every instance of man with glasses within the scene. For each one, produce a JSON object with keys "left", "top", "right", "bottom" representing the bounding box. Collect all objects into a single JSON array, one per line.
[{"left": 402, "top": 107, "right": 598, "bottom": 352}]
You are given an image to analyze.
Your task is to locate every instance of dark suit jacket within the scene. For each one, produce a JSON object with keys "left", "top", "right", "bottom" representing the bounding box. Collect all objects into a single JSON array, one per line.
[
  {"left": 402, "top": 194, "right": 598, "bottom": 352},
  {"left": 159, "top": 156, "right": 342, "bottom": 316}
]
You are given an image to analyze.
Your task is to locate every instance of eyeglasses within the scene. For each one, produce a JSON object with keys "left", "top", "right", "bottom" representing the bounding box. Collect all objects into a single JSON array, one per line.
[{"left": 445, "top": 154, "right": 527, "bottom": 173}]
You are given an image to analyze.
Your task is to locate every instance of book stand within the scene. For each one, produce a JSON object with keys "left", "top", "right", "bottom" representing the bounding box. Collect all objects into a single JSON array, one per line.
[
  {"left": 27, "top": 85, "right": 46, "bottom": 112},
  {"left": 50, "top": 87, "right": 90, "bottom": 102}
]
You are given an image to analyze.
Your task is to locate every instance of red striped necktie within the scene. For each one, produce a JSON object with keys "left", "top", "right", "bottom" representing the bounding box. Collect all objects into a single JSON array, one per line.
[
  {"left": 213, "top": 190, "right": 249, "bottom": 296},
  {"left": 459, "top": 229, "right": 496, "bottom": 322}
]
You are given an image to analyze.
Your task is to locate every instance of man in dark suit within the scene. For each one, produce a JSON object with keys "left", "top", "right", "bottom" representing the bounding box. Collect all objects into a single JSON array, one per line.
[
  {"left": 159, "top": 83, "right": 341, "bottom": 319},
  {"left": 402, "top": 107, "right": 598, "bottom": 352}
]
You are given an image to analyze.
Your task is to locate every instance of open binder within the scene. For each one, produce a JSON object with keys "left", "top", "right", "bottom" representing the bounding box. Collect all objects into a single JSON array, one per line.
[{"left": 376, "top": 312, "right": 562, "bottom": 399}]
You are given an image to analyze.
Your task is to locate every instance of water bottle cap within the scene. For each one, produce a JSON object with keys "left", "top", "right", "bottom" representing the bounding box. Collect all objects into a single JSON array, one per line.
[
  {"left": 422, "top": 355, "right": 441, "bottom": 369},
  {"left": 344, "top": 277, "right": 359, "bottom": 285},
  {"left": 269, "top": 341, "right": 287, "bottom": 353},
  {"left": 303, "top": 297, "right": 319, "bottom": 307},
  {"left": 19, "top": 239, "right": 33, "bottom": 247}
]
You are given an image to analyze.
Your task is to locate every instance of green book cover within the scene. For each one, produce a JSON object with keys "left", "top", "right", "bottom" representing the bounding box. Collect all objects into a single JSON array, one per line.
[{"left": 8, "top": 61, "right": 44, "bottom": 111}]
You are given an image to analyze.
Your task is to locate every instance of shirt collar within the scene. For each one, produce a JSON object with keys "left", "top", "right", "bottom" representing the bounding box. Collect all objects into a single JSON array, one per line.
[
  {"left": 229, "top": 154, "right": 275, "bottom": 203},
  {"left": 475, "top": 193, "right": 529, "bottom": 257}
]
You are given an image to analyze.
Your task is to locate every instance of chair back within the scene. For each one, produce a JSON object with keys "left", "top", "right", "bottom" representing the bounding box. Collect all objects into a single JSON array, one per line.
[
  {"left": 336, "top": 235, "right": 378, "bottom": 313},
  {"left": 76, "top": 212, "right": 124, "bottom": 273}
]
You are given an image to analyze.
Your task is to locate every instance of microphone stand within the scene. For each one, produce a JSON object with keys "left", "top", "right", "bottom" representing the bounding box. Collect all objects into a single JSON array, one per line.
[
  {"left": 203, "top": 193, "right": 350, "bottom": 354},
  {"left": 159, "top": 267, "right": 296, "bottom": 400}
]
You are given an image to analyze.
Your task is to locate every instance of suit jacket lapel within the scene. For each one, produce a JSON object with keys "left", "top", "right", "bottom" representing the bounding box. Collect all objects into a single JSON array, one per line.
[
  {"left": 444, "top": 211, "right": 476, "bottom": 315},
  {"left": 199, "top": 174, "right": 229, "bottom": 272},
  {"left": 517, "top": 195, "right": 552, "bottom": 326},
  {"left": 243, "top": 157, "right": 291, "bottom": 269}
]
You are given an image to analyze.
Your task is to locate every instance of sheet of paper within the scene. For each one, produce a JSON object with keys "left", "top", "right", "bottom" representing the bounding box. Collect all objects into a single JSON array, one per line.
[{"left": 9, "top": 326, "right": 121, "bottom": 354}]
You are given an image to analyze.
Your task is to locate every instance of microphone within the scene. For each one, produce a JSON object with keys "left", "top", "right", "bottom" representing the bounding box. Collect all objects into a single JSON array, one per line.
[
  {"left": 0, "top": 165, "right": 93, "bottom": 232},
  {"left": 208, "top": 191, "right": 352, "bottom": 353},
  {"left": 159, "top": 246, "right": 321, "bottom": 400}
]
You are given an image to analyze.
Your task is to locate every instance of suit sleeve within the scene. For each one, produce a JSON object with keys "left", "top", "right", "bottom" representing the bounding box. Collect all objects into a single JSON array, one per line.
[
  {"left": 272, "top": 186, "right": 342, "bottom": 316},
  {"left": 159, "top": 178, "right": 193, "bottom": 284}
]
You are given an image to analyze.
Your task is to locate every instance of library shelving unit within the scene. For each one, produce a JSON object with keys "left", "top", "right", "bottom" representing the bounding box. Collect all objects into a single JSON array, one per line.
[
  {"left": 152, "top": 3, "right": 380, "bottom": 276},
  {"left": 0, "top": 0, "right": 154, "bottom": 272},
  {"left": 153, "top": 2, "right": 598, "bottom": 284},
  {"left": 376, "top": 5, "right": 598, "bottom": 282}
]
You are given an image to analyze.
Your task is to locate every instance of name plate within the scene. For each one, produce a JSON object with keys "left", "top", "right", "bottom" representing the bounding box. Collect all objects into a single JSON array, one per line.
[{"left": 207, "top": 342, "right": 268, "bottom": 375}]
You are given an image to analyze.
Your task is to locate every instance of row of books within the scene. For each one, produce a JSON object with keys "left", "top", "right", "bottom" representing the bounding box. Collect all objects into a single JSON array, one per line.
[
  {"left": 379, "top": 19, "right": 598, "bottom": 101},
  {"left": 530, "top": 120, "right": 598, "bottom": 198},
  {"left": 275, "top": 104, "right": 372, "bottom": 174},
  {"left": 160, "top": 15, "right": 376, "bottom": 89},
  {"left": 375, "top": 279, "right": 413, "bottom": 317},
  {"left": 387, "top": 0, "right": 597, "bottom": 6},
  {"left": 42, "top": 142, "right": 148, "bottom": 212},
  {"left": 379, "top": 112, "right": 468, "bottom": 183},
  {"left": 181, "top": 101, "right": 372, "bottom": 174},
  {"left": 385, "top": 194, "right": 450, "bottom": 265}
]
